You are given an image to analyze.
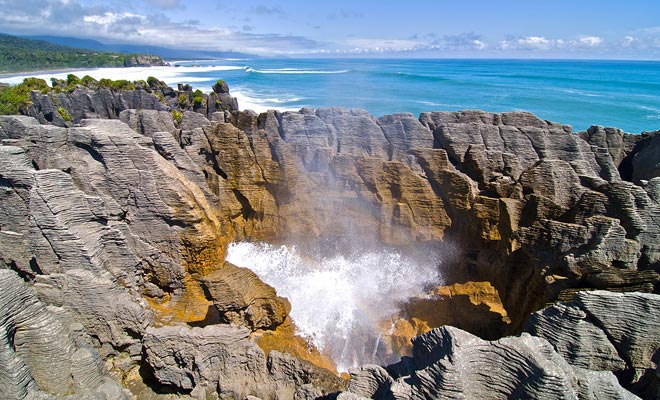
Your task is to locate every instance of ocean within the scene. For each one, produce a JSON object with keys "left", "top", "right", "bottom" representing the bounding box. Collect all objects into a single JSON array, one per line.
[{"left": 3, "top": 58, "right": 660, "bottom": 133}]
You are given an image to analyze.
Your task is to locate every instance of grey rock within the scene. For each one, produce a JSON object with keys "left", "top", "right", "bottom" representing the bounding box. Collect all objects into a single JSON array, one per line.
[
  {"left": 573, "top": 291, "right": 660, "bottom": 381},
  {"left": 526, "top": 291, "right": 660, "bottom": 398},
  {"left": 27, "top": 87, "right": 168, "bottom": 126},
  {"left": 143, "top": 325, "right": 260, "bottom": 393},
  {"left": 212, "top": 80, "right": 230, "bottom": 94},
  {"left": 633, "top": 133, "right": 660, "bottom": 182},
  {"left": 123, "top": 55, "right": 167, "bottom": 67},
  {"left": 345, "top": 326, "right": 637, "bottom": 400},
  {"left": 346, "top": 365, "right": 392, "bottom": 398},
  {"left": 119, "top": 109, "right": 177, "bottom": 136},
  {"left": 377, "top": 113, "right": 434, "bottom": 160},
  {"left": 143, "top": 325, "right": 345, "bottom": 399},
  {"left": 207, "top": 92, "right": 238, "bottom": 114},
  {"left": 0, "top": 269, "right": 127, "bottom": 399},
  {"left": 525, "top": 301, "right": 627, "bottom": 372},
  {"left": 315, "top": 108, "right": 390, "bottom": 159},
  {"left": 180, "top": 111, "right": 210, "bottom": 131},
  {"left": 199, "top": 262, "right": 290, "bottom": 330}
]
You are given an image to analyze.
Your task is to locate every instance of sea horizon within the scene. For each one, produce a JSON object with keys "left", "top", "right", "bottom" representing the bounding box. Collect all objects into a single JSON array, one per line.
[{"left": 2, "top": 57, "right": 659, "bottom": 134}]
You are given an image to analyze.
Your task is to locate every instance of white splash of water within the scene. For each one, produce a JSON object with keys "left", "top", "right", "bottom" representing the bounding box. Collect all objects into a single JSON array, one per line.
[{"left": 225, "top": 241, "right": 442, "bottom": 371}]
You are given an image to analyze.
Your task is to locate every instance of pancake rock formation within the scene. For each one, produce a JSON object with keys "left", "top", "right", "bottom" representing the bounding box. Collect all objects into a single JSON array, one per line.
[{"left": 0, "top": 81, "right": 659, "bottom": 399}]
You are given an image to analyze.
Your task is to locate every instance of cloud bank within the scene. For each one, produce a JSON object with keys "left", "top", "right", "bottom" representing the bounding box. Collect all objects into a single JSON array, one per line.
[{"left": 0, "top": 0, "right": 658, "bottom": 58}]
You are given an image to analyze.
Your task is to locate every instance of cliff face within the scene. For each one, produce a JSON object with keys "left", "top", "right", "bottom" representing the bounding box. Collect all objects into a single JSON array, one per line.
[{"left": 1, "top": 83, "right": 659, "bottom": 399}]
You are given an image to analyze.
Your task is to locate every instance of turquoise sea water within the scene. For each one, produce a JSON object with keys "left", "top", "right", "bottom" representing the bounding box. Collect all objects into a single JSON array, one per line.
[
  {"left": 4, "top": 58, "right": 660, "bottom": 133},
  {"left": 171, "top": 58, "right": 660, "bottom": 134}
]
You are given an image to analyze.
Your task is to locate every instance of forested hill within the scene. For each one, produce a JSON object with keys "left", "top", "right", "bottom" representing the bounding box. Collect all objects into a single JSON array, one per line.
[{"left": 0, "top": 33, "right": 166, "bottom": 73}]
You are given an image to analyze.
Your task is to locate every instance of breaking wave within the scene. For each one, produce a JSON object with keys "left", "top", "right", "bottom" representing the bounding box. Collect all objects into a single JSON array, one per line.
[
  {"left": 245, "top": 67, "right": 349, "bottom": 74},
  {"left": 225, "top": 241, "right": 443, "bottom": 371}
]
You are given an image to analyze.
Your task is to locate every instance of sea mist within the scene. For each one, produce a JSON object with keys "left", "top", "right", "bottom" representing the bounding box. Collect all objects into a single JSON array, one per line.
[{"left": 226, "top": 241, "right": 443, "bottom": 371}]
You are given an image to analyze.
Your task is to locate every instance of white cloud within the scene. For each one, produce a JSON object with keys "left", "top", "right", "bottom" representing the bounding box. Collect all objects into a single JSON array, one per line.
[
  {"left": 622, "top": 36, "right": 637, "bottom": 47},
  {"left": 439, "top": 33, "right": 488, "bottom": 51},
  {"left": 0, "top": 1, "right": 658, "bottom": 58},
  {"left": 499, "top": 36, "right": 554, "bottom": 50},
  {"left": 83, "top": 12, "right": 145, "bottom": 26},
  {"left": 343, "top": 38, "right": 422, "bottom": 53},
  {"left": 577, "top": 36, "right": 603, "bottom": 47},
  {"left": 497, "top": 35, "right": 609, "bottom": 52}
]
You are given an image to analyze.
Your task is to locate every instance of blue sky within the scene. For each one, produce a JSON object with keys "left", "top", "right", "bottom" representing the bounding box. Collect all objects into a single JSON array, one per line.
[{"left": 0, "top": 0, "right": 659, "bottom": 59}]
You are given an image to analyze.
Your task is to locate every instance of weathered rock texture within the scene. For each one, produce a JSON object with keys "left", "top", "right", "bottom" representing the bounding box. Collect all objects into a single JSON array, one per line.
[
  {"left": 342, "top": 325, "right": 640, "bottom": 400},
  {"left": 0, "top": 269, "right": 126, "bottom": 399},
  {"left": 340, "top": 290, "right": 658, "bottom": 400},
  {"left": 526, "top": 290, "right": 660, "bottom": 399},
  {"left": 25, "top": 78, "right": 238, "bottom": 127},
  {"left": 2, "top": 82, "right": 660, "bottom": 398},
  {"left": 143, "top": 325, "right": 345, "bottom": 399}
]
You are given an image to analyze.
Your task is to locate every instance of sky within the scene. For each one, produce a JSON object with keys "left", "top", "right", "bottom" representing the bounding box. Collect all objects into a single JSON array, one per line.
[{"left": 0, "top": 0, "right": 659, "bottom": 59}]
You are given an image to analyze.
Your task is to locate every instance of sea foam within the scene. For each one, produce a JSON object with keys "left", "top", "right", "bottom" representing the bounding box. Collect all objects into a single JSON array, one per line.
[{"left": 225, "top": 241, "right": 443, "bottom": 371}]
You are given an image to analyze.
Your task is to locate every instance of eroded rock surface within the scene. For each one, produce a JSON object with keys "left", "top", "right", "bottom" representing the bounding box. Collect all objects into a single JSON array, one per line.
[
  {"left": 526, "top": 290, "right": 660, "bottom": 398},
  {"left": 343, "top": 325, "right": 641, "bottom": 400},
  {"left": 2, "top": 89, "right": 660, "bottom": 399},
  {"left": 143, "top": 325, "right": 345, "bottom": 399}
]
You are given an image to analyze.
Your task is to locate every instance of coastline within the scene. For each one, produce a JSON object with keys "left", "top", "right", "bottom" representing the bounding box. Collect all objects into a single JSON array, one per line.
[{"left": 1, "top": 58, "right": 659, "bottom": 133}]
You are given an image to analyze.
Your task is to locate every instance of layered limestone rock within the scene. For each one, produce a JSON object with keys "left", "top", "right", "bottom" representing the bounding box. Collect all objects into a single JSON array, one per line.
[
  {"left": 0, "top": 114, "right": 338, "bottom": 397},
  {"left": 341, "top": 326, "right": 638, "bottom": 400},
  {"left": 143, "top": 325, "right": 346, "bottom": 399},
  {"left": 25, "top": 78, "right": 238, "bottom": 127},
  {"left": 526, "top": 291, "right": 660, "bottom": 398},
  {"left": 340, "top": 291, "right": 660, "bottom": 399},
  {"left": 0, "top": 269, "right": 126, "bottom": 399},
  {"left": 2, "top": 92, "right": 660, "bottom": 399},
  {"left": 199, "top": 261, "right": 291, "bottom": 330}
]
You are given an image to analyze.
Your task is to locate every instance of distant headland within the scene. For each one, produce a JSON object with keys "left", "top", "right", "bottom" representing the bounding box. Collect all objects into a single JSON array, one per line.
[{"left": 0, "top": 33, "right": 167, "bottom": 74}]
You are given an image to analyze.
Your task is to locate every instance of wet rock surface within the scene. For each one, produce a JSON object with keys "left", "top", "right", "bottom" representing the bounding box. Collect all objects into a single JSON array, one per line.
[{"left": 1, "top": 83, "right": 659, "bottom": 398}]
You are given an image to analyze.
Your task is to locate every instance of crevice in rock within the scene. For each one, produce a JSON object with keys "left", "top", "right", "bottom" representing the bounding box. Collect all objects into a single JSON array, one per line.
[
  {"left": 74, "top": 142, "right": 105, "bottom": 167},
  {"left": 197, "top": 147, "right": 227, "bottom": 179},
  {"left": 618, "top": 133, "right": 657, "bottom": 182},
  {"left": 187, "top": 305, "right": 223, "bottom": 327},
  {"left": 577, "top": 302, "right": 636, "bottom": 386},
  {"left": 232, "top": 189, "right": 257, "bottom": 220},
  {"left": 267, "top": 141, "right": 281, "bottom": 164},
  {"left": 136, "top": 360, "right": 191, "bottom": 396},
  {"left": 8, "top": 260, "right": 35, "bottom": 282}
]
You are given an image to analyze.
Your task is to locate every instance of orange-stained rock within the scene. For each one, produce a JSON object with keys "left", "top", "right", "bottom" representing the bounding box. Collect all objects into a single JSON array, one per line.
[
  {"left": 391, "top": 281, "right": 511, "bottom": 355},
  {"left": 385, "top": 317, "right": 432, "bottom": 359},
  {"left": 147, "top": 279, "right": 211, "bottom": 324},
  {"left": 255, "top": 317, "right": 340, "bottom": 374},
  {"left": 432, "top": 281, "right": 511, "bottom": 324}
]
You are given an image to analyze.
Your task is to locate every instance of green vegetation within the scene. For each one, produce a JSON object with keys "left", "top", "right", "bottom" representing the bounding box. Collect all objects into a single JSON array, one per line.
[
  {"left": 67, "top": 74, "right": 81, "bottom": 86},
  {"left": 81, "top": 75, "right": 97, "bottom": 86},
  {"left": 57, "top": 107, "right": 72, "bottom": 122},
  {"left": 178, "top": 93, "right": 188, "bottom": 108},
  {"left": 193, "top": 89, "right": 204, "bottom": 106},
  {"left": 98, "top": 78, "right": 136, "bottom": 91},
  {"left": 0, "top": 33, "right": 165, "bottom": 73},
  {"left": 171, "top": 110, "right": 183, "bottom": 125},
  {"left": 0, "top": 78, "right": 48, "bottom": 114}
]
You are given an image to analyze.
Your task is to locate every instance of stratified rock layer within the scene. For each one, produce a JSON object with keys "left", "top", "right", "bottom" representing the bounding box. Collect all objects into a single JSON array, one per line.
[
  {"left": 0, "top": 269, "right": 126, "bottom": 399},
  {"left": 143, "top": 325, "right": 345, "bottom": 399},
  {"left": 2, "top": 89, "right": 660, "bottom": 399},
  {"left": 526, "top": 290, "right": 660, "bottom": 398},
  {"left": 342, "top": 326, "right": 638, "bottom": 400}
]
